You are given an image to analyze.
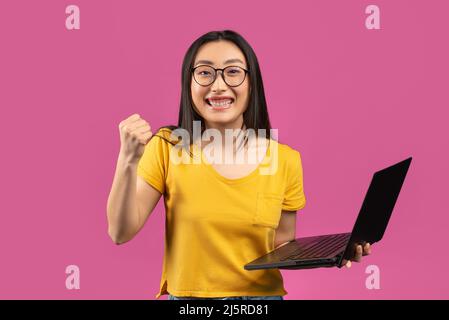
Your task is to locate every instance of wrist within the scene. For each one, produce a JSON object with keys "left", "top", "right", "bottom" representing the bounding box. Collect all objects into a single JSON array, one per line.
[{"left": 117, "top": 152, "right": 140, "bottom": 168}]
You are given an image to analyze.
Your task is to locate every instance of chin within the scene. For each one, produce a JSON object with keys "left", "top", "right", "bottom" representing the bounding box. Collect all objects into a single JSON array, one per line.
[{"left": 204, "top": 116, "right": 236, "bottom": 125}]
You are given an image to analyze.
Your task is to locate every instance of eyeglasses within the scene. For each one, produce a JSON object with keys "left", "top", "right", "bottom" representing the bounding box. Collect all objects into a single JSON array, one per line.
[{"left": 191, "top": 65, "right": 249, "bottom": 87}]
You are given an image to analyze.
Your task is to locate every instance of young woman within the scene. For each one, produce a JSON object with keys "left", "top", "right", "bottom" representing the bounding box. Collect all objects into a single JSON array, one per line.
[{"left": 106, "top": 30, "right": 371, "bottom": 300}]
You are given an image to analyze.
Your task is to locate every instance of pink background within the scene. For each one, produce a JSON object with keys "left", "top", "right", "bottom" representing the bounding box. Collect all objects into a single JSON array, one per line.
[{"left": 0, "top": 0, "right": 447, "bottom": 299}]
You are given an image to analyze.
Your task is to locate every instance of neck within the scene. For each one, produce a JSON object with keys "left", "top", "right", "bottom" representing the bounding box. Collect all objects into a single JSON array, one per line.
[
  {"left": 204, "top": 119, "right": 244, "bottom": 136},
  {"left": 202, "top": 119, "right": 248, "bottom": 152}
]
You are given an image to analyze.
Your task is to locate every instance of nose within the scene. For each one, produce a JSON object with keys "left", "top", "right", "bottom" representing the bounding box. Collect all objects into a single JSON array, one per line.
[{"left": 210, "top": 70, "right": 227, "bottom": 92}]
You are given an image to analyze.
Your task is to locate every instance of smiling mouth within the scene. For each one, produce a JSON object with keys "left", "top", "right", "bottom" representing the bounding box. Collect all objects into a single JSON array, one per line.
[{"left": 205, "top": 98, "right": 235, "bottom": 109}]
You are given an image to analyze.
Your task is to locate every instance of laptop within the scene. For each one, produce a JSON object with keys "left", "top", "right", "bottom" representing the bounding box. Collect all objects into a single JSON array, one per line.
[{"left": 244, "top": 157, "right": 412, "bottom": 271}]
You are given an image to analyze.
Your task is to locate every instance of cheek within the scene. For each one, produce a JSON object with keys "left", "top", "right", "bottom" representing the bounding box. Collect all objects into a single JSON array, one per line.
[
  {"left": 236, "top": 86, "right": 250, "bottom": 108},
  {"left": 191, "top": 84, "right": 206, "bottom": 105}
]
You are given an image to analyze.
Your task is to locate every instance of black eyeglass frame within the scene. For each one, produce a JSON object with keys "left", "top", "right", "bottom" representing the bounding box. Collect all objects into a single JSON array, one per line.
[{"left": 191, "top": 65, "right": 249, "bottom": 87}]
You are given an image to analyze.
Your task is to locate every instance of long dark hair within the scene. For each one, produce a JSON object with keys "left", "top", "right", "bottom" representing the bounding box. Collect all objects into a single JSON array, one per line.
[{"left": 153, "top": 30, "right": 273, "bottom": 152}]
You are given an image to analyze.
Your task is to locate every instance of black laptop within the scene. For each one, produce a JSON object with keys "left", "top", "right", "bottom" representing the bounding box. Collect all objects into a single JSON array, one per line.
[{"left": 244, "top": 157, "right": 412, "bottom": 271}]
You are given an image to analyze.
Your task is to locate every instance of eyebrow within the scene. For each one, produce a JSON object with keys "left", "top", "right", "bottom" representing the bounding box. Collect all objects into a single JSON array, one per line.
[{"left": 194, "top": 58, "right": 246, "bottom": 67}]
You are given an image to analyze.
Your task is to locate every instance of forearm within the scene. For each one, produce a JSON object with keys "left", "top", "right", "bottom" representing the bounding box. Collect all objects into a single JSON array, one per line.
[
  {"left": 274, "top": 211, "right": 297, "bottom": 248},
  {"left": 274, "top": 232, "right": 295, "bottom": 249},
  {"left": 106, "top": 154, "right": 141, "bottom": 244}
]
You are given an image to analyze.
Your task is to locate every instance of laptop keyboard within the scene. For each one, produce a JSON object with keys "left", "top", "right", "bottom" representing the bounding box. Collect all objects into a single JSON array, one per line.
[{"left": 281, "top": 233, "right": 350, "bottom": 261}]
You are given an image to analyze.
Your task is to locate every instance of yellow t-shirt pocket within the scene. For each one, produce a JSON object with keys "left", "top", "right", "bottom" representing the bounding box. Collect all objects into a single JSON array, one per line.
[{"left": 253, "top": 192, "right": 283, "bottom": 228}]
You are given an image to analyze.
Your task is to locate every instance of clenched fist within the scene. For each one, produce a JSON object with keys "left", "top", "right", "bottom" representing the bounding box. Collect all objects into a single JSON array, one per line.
[{"left": 118, "top": 113, "right": 153, "bottom": 163}]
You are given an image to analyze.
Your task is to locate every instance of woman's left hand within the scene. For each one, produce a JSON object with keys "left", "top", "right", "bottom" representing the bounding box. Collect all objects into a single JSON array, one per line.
[{"left": 343, "top": 243, "right": 371, "bottom": 268}]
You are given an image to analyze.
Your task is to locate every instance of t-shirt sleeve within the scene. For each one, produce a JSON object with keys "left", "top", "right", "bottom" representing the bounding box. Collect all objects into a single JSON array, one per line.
[
  {"left": 137, "top": 129, "right": 171, "bottom": 194},
  {"left": 282, "top": 150, "right": 306, "bottom": 212}
]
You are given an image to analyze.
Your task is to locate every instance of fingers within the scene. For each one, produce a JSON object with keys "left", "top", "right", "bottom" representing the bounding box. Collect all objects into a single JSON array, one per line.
[
  {"left": 342, "top": 259, "right": 351, "bottom": 268},
  {"left": 354, "top": 245, "right": 363, "bottom": 262},
  {"left": 343, "top": 243, "right": 372, "bottom": 269},
  {"left": 119, "top": 114, "right": 151, "bottom": 132},
  {"left": 133, "top": 123, "right": 151, "bottom": 135},
  {"left": 363, "top": 243, "right": 371, "bottom": 256},
  {"left": 119, "top": 113, "right": 153, "bottom": 145},
  {"left": 119, "top": 113, "right": 141, "bottom": 129},
  {"left": 119, "top": 114, "right": 151, "bottom": 133},
  {"left": 138, "top": 130, "right": 153, "bottom": 145},
  {"left": 122, "top": 119, "right": 151, "bottom": 133}
]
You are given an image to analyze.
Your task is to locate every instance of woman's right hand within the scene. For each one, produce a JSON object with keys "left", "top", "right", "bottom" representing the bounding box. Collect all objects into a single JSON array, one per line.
[{"left": 118, "top": 113, "right": 153, "bottom": 163}]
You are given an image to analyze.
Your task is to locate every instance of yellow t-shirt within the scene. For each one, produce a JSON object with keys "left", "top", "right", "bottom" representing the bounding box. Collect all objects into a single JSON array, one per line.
[{"left": 137, "top": 128, "right": 306, "bottom": 299}]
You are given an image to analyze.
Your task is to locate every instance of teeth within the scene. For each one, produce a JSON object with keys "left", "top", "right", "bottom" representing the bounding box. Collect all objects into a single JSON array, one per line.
[{"left": 208, "top": 99, "right": 233, "bottom": 107}]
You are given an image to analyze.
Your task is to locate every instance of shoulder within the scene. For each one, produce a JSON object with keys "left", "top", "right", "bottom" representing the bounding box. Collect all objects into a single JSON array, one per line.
[
  {"left": 274, "top": 140, "right": 302, "bottom": 163},
  {"left": 270, "top": 139, "right": 304, "bottom": 178},
  {"left": 149, "top": 126, "right": 181, "bottom": 148},
  {"left": 153, "top": 126, "right": 175, "bottom": 140},
  {"left": 272, "top": 141, "right": 305, "bottom": 192},
  {"left": 141, "top": 126, "right": 179, "bottom": 162}
]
